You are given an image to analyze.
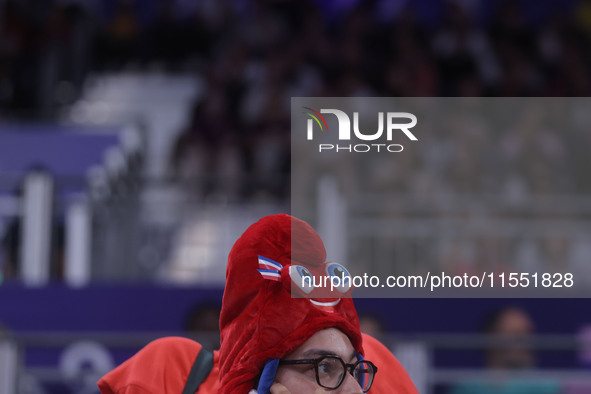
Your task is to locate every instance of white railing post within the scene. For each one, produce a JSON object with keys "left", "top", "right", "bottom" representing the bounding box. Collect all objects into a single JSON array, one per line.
[
  {"left": 0, "top": 338, "right": 18, "bottom": 394},
  {"left": 19, "top": 170, "right": 54, "bottom": 286},
  {"left": 317, "top": 176, "right": 347, "bottom": 265},
  {"left": 394, "top": 342, "right": 429, "bottom": 394},
  {"left": 65, "top": 197, "right": 92, "bottom": 286}
]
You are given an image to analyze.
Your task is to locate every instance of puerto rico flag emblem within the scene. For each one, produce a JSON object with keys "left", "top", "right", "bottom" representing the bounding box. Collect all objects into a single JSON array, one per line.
[{"left": 257, "top": 255, "right": 283, "bottom": 281}]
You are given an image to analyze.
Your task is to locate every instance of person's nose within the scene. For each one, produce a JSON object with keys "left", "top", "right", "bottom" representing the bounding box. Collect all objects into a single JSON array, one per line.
[{"left": 338, "top": 372, "right": 364, "bottom": 394}]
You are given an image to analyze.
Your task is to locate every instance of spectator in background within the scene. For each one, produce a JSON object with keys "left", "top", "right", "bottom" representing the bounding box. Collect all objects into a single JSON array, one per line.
[
  {"left": 482, "top": 306, "right": 536, "bottom": 370},
  {"left": 0, "top": 0, "right": 24, "bottom": 108},
  {"left": 169, "top": 90, "right": 243, "bottom": 200},
  {"left": 93, "top": 0, "right": 141, "bottom": 70},
  {"left": 0, "top": 218, "right": 19, "bottom": 280},
  {"left": 184, "top": 302, "right": 221, "bottom": 350},
  {"left": 449, "top": 306, "right": 559, "bottom": 394}
]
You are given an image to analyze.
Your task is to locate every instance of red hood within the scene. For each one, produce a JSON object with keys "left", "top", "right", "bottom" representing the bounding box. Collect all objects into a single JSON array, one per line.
[{"left": 218, "top": 214, "right": 362, "bottom": 393}]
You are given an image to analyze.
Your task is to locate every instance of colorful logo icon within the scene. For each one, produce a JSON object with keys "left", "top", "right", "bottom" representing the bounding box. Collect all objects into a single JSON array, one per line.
[{"left": 302, "top": 107, "right": 328, "bottom": 132}]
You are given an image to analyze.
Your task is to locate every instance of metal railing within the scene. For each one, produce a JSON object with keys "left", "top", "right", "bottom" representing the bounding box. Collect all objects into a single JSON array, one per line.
[{"left": 1, "top": 332, "right": 589, "bottom": 394}]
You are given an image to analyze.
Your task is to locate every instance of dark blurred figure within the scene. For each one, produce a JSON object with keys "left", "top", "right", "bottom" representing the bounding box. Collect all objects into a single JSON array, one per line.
[
  {"left": 42, "top": 3, "right": 90, "bottom": 107},
  {"left": 184, "top": 302, "right": 221, "bottom": 350},
  {"left": 432, "top": 1, "right": 492, "bottom": 96},
  {"left": 0, "top": 0, "right": 88, "bottom": 114},
  {"left": 449, "top": 306, "right": 560, "bottom": 394},
  {"left": 1, "top": 218, "right": 19, "bottom": 280},
  {"left": 483, "top": 306, "right": 536, "bottom": 370},
  {"left": 169, "top": 86, "right": 242, "bottom": 200},
  {"left": 145, "top": 0, "right": 185, "bottom": 69},
  {"left": 0, "top": 0, "right": 25, "bottom": 109},
  {"left": 94, "top": 0, "right": 141, "bottom": 70}
]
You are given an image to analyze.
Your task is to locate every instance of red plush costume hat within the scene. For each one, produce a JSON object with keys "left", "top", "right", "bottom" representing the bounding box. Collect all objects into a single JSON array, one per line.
[{"left": 218, "top": 213, "right": 363, "bottom": 393}]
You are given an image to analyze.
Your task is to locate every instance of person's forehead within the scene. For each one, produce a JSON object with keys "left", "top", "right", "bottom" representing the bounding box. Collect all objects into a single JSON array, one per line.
[{"left": 291, "top": 328, "right": 356, "bottom": 359}]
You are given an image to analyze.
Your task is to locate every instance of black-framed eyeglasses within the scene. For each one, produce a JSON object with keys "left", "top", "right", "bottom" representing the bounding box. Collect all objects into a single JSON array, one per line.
[{"left": 278, "top": 355, "right": 378, "bottom": 392}]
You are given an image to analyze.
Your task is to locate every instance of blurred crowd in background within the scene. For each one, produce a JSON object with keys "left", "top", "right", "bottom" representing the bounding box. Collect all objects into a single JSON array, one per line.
[
  {"left": 4, "top": 0, "right": 591, "bottom": 109},
  {"left": 2, "top": 0, "right": 591, "bottom": 200}
]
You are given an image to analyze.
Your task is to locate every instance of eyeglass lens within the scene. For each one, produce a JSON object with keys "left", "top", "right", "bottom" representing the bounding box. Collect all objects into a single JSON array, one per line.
[
  {"left": 317, "top": 357, "right": 344, "bottom": 387},
  {"left": 316, "top": 357, "right": 374, "bottom": 392},
  {"left": 353, "top": 361, "right": 373, "bottom": 391}
]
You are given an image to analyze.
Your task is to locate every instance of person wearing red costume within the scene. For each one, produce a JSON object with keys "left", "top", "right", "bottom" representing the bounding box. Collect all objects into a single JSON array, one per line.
[{"left": 98, "top": 214, "right": 417, "bottom": 393}]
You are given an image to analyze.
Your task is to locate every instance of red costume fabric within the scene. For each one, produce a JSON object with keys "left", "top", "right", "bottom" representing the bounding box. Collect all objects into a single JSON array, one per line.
[
  {"left": 361, "top": 333, "right": 418, "bottom": 394},
  {"left": 218, "top": 213, "right": 363, "bottom": 393},
  {"left": 98, "top": 214, "right": 418, "bottom": 393},
  {"left": 97, "top": 334, "right": 417, "bottom": 393},
  {"left": 97, "top": 337, "right": 220, "bottom": 393}
]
